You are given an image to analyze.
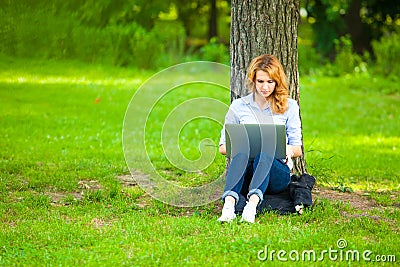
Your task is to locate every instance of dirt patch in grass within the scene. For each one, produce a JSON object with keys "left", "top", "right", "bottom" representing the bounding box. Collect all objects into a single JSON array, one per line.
[
  {"left": 312, "top": 186, "right": 379, "bottom": 211},
  {"left": 313, "top": 186, "right": 399, "bottom": 227},
  {"left": 48, "top": 191, "right": 84, "bottom": 203},
  {"left": 47, "top": 180, "right": 103, "bottom": 205},
  {"left": 116, "top": 174, "right": 137, "bottom": 187},
  {"left": 78, "top": 180, "right": 102, "bottom": 190}
]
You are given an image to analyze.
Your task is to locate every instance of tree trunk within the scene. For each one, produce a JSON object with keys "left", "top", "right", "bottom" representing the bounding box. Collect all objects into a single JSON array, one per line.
[
  {"left": 230, "top": 0, "right": 306, "bottom": 174},
  {"left": 344, "top": 0, "right": 372, "bottom": 55},
  {"left": 208, "top": 0, "right": 218, "bottom": 40}
]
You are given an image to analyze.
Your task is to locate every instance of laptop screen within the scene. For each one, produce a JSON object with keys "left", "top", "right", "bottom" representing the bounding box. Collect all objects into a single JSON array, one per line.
[{"left": 225, "top": 123, "right": 286, "bottom": 159}]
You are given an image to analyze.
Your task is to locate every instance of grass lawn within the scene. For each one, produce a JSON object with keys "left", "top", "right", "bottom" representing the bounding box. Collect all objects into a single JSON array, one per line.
[{"left": 0, "top": 57, "right": 399, "bottom": 266}]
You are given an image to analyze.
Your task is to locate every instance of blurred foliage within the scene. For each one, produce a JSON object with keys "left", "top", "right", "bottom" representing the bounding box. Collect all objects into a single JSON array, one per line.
[
  {"left": 331, "top": 35, "right": 365, "bottom": 75},
  {"left": 372, "top": 30, "right": 400, "bottom": 77},
  {"left": 59, "top": 0, "right": 171, "bottom": 29},
  {"left": 0, "top": 0, "right": 231, "bottom": 68},
  {"left": 305, "top": 0, "right": 348, "bottom": 56},
  {"left": 298, "top": 43, "right": 324, "bottom": 76},
  {"left": 0, "top": 0, "right": 187, "bottom": 68},
  {"left": 107, "top": 21, "right": 186, "bottom": 68},
  {"left": 306, "top": 0, "right": 400, "bottom": 57},
  {"left": 298, "top": 24, "right": 325, "bottom": 76},
  {"left": 199, "top": 37, "right": 229, "bottom": 64},
  {"left": 0, "top": 0, "right": 399, "bottom": 76}
]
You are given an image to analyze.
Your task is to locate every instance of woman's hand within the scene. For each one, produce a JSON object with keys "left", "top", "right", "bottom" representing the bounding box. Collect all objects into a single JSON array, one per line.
[
  {"left": 286, "top": 145, "right": 302, "bottom": 163},
  {"left": 286, "top": 145, "right": 294, "bottom": 158},
  {"left": 219, "top": 144, "right": 226, "bottom": 155}
]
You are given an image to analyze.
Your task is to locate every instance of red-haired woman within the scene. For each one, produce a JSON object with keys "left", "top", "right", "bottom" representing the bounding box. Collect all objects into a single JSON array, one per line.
[{"left": 218, "top": 54, "right": 302, "bottom": 223}]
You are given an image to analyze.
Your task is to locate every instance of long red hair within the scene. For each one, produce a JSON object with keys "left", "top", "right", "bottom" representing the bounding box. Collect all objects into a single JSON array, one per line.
[{"left": 247, "top": 54, "right": 289, "bottom": 114}]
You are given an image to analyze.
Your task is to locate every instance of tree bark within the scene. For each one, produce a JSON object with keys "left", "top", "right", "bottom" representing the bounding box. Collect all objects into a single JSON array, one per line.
[{"left": 230, "top": 0, "right": 306, "bottom": 174}]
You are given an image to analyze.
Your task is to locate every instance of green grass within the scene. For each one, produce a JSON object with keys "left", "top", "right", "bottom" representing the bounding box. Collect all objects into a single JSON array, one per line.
[
  {"left": 0, "top": 58, "right": 399, "bottom": 266},
  {"left": 301, "top": 74, "right": 400, "bottom": 191}
]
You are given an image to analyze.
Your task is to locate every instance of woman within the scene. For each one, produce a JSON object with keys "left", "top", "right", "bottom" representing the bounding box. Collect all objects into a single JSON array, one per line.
[{"left": 218, "top": 54, "right": 302, "bottom": 223}]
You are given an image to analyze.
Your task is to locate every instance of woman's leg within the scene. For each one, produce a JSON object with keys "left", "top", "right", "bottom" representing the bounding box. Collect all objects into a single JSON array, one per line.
[
  {"left": 221, "top": 152, "right": 250, "bottom": 203},
  {"left": 241, "top": 154, "right": 290, "bottom": 223},
  {"left": 247, "top": 154, "right": 291, "bottom": 199},
  {"left": 247, "top": 152, "right": 274, "bottom": 202},
  {"left": 265, "top": 159, "right": 291, "bottom": 194},
  {"left": 240, "top": 153, "right": 272, "bottom": 223},
  {"left": 218, "top": 152, "right": 250, "bottom": 222}
]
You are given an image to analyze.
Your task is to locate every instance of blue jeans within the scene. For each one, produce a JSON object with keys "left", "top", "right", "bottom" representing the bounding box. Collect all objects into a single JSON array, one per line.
[{"left": 222, "top": 152, "right": 290, "bottom": 203}]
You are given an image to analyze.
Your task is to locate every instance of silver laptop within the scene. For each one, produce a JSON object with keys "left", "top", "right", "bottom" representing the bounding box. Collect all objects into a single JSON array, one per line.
[{"left": 225, "top": 124, "right": 286, "bottom": 159}]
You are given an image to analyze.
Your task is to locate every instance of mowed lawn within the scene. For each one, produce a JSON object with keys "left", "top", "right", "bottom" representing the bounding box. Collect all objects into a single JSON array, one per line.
[{"left": 0, "top": 58, "right": 399, "bottom": 266}]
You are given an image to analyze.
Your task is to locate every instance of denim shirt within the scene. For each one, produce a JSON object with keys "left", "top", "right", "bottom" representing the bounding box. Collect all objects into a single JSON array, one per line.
[{"left": 219, "top": 93, "right": 302, "bottom": 168}]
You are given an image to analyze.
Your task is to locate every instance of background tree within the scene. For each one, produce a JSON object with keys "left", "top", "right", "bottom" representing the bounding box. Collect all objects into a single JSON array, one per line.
[
  {"left": 230, "top": 0, "right": 306, "bottom": 173},
  {"left": 173, "top": 0, "right": 209, "bottom": 39},
  {"left": 209, "top": 0, "right": 218, "bottom": 39},
  {"left": 173, "top": 0, "right": 230, "bottom": 42}
]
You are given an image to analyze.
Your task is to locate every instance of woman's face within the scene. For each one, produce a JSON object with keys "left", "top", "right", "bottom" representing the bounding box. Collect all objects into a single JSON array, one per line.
[{"left": 254, "top": 70, "right": 276, "bottom": 99}]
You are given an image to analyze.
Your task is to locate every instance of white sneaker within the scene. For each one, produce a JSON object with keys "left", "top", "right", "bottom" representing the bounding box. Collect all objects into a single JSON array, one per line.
[
  {"left": 217, "top": 202, "right": 236, "bottom": 222},
  {"left": 240, "top": 202, "right": 257, "bottom": 223}
]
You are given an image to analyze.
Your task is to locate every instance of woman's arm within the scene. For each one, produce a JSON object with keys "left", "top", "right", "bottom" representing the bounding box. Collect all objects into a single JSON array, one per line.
[
  {"left": 219, "top": 101, "right": 241, "bottom": 155},
  {"left": 285, "top": 99, "right": 303, "bottom": 161}
]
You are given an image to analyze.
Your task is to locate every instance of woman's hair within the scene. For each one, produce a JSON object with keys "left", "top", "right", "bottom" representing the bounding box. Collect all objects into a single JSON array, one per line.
[{"left": 247, "top": 54, "right": 288, "bottom": 114}]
